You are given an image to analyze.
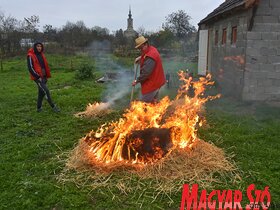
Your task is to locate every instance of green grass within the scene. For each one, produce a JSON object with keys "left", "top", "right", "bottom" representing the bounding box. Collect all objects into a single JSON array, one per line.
[
  {"left": 162, "top": 58, "right": 198, "bottom": 75},
  {"left": 0, "top": 55, "right": 279, "bottom": 209},
  {"left": 200, "top": 99, "right": 280, "bottom": 205}
]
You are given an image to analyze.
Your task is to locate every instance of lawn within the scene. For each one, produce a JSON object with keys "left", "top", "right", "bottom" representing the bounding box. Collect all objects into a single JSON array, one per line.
[{"left": 0, "top": 54, "right": 279, "bottom": 209}]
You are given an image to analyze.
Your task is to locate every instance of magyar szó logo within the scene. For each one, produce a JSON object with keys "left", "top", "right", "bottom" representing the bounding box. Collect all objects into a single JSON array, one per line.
[{"left": 180, "top": 184, "right": 271, "bottom": 210}]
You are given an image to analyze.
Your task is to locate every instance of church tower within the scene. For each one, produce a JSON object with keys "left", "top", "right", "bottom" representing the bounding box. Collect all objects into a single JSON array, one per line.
[{"left": 124, "top": 6, "right": 137, "bottom": 38}]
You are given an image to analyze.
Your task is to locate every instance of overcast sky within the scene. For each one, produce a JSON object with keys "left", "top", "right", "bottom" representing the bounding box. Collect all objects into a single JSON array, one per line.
[{"left": 1, "top": 0, "right": 224, "bottom": 33}]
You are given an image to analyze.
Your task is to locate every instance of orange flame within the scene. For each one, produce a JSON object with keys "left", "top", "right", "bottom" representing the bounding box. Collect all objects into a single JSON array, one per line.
[
  {"left": 86, "top": 102, "right": 111, "bottom": 112},
  {"left": 83, "top": 71, "right": 220, "bottom": 164},
  {"left": 74, "top": 102, "right": 111, "bottom": 118}
]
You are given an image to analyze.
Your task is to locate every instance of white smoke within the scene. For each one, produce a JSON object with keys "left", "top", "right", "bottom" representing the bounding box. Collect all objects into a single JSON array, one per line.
[{"left": 88, "top": 40, "right": 137, "bottom": 106}]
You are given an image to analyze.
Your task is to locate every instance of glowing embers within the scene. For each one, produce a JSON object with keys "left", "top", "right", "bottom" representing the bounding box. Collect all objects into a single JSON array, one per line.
[
  {"left": 126, "top": 128, "right": 172, "bottom": 162},
  {"left": 82, "top": 72, "right": 220, "bottom": 165}
]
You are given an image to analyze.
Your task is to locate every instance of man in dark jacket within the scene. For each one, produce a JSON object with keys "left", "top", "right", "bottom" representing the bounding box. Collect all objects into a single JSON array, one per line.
[
  {"left": 27, "top": 41, "right": 60, "bottom": 112},
  {"left": 132, "top": 36, "right": 166, "bottom": 103}
]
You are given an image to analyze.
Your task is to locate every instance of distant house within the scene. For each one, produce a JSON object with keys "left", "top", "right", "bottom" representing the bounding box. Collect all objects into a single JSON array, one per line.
[
  {"left": 20, "top": 38, "right": 33, "bottom": 47},
  {"left": 198, "top": 0, "right": 280, "bottom": 101}
]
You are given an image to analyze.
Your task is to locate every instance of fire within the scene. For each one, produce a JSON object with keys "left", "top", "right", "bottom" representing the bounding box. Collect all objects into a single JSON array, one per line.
[
  {"left": 83, "top": 71, "right": 220, "bottom": 164},
  {"left": 86, "top": 102, "right": 110, "bottom": 112},
  {"left": 74, "top": 102, "right": 111, "bottom": 118}
]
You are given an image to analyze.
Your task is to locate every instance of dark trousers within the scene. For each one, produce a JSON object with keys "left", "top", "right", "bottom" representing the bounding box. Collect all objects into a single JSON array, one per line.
[{"left": 34, "top": 78, "right": 54, "bottom": 109}]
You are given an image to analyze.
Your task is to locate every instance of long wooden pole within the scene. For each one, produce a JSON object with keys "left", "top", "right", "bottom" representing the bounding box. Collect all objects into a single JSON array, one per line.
[{"left": 130, "top": 63, "right": 139, "bottom": 102}]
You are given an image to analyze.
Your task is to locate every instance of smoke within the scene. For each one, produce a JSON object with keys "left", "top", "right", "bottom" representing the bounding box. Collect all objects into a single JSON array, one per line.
[
  {"left": 105, "top": 83, "right": 131, "bottom": 105},
  {"left": 87, "top": 40, "right": 136, "bottom": 106}
]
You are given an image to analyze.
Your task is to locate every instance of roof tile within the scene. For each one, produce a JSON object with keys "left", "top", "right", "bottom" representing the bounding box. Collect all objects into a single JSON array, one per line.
[{"left": 199, "top": 0, "right": 246, "bottom": 25}]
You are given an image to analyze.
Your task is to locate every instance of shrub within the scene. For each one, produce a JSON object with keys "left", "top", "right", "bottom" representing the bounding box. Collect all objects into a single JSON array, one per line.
[{"left": 75, "top": 63, "right": 95, "bottom": 80}]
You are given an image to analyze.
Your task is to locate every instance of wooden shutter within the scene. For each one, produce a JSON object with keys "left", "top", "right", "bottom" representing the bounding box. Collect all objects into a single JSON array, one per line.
[{"left": 198, "top": 30, "right": 208, "bottom": 76}]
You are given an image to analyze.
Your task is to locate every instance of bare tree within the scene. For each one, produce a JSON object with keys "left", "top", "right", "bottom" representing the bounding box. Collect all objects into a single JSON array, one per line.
[
  {"left": 43, "top": 24, "right": 58, "bottom": 43},
  {"left": 162, "top": 10, "right": 198, "bottom": 57},
  {"left": 0, "top": 11, "right": 21, "bottom": 55},
  {"left": 163, "top": 10, "right": 196, "bottom": 39},
  {"left": 136, "top": 26, "right": 146, "bottom": 36},
  {"left": 22, "top": 15, "right": 40, "bottom": 33}
]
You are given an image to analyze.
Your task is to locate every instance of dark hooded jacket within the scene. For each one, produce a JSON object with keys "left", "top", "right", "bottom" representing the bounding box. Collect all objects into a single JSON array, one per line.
[{"left": 27, "top": 42, "right": 51, "bottom": 80}]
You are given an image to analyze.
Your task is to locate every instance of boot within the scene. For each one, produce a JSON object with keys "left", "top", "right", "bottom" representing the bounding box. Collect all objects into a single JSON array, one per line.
[{"left": 52, "top": 105, "right": 60, "bottom": 113}]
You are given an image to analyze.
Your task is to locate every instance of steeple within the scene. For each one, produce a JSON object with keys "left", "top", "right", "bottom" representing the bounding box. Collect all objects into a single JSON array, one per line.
[
  {"left": 127, "top": 5, "right": 133, "bottom": 30},
  {"left": 124, "top": 6, "right": 137, "bottom": 38},
  {"left": 128, "top": 5, "right": 132, "bottom": 19}
]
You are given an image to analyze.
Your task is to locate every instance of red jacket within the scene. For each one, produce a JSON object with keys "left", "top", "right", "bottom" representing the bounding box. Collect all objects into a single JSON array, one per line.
[
  {"left": 140, "top": 46, "right": 165, "bottom": 94},
  {"left": 27, "top": 48, "right": 51, "bottom": 80}
]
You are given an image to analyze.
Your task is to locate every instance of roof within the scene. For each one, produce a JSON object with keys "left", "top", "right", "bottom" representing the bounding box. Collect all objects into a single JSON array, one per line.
[{"left": 198, "top": 0, "right": 258, "bottom": 25}]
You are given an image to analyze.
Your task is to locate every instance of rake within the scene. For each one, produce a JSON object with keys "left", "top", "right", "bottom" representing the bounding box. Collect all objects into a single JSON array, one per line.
[{"left": 130, "top": 63, "right": 139, "bottom": 102}]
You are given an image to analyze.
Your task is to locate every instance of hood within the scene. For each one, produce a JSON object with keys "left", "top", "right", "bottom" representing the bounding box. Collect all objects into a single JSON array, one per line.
[{"left": 33, "top": 41, "right": 44, "bottom": 54}]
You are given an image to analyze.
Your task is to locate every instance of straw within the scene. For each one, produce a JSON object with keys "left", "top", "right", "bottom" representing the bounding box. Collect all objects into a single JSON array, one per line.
[{"left": 58, "top": 139, "right": 241, "bottom": 206}]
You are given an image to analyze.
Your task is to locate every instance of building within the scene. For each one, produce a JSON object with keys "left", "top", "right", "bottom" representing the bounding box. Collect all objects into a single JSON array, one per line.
[
  {"left": 20, "top": 38, "right": 33, "bottom": 48},
  {"left": 198, "top": 0, "right": 280, "bottom": 101},
  {"left": 124, "top": 6, "right": 137, "bottom": 39}
]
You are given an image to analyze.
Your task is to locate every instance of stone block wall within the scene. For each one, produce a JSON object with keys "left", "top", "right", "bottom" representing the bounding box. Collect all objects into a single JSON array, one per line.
[
  {"left": 206, "top": 11, "right": 248, "bottom": 99},
  {"left": 243, "top": 0, "right": 280, "bottom": 101}
]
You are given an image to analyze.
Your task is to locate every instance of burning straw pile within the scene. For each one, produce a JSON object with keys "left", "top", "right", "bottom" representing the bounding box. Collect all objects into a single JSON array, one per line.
[
  {"left": 60, "top": 71, "right": 240, "bottom": 206},
  {"left": 74, "top": 102, "right": 112, "bottom": 118}
]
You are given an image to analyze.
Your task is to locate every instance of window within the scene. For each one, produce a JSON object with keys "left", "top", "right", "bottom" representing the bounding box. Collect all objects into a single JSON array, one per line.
[
  {"left": 215, "top": 30, "right": 219, "bottom": 45},
  {"left": 231, "top": 26, "right": 237, "bottom": 45},
  {"left": 222, "top": 28, "right": 227, "bottom": 45}
]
